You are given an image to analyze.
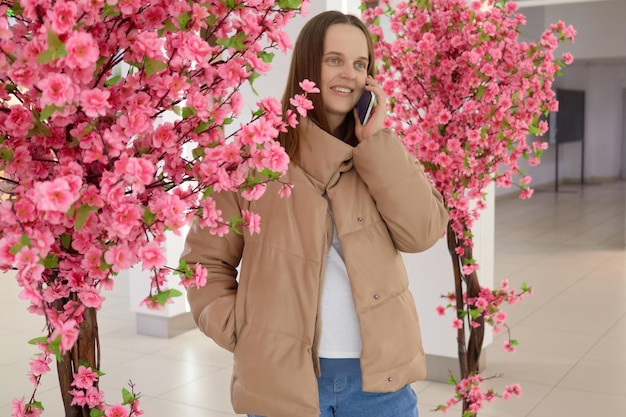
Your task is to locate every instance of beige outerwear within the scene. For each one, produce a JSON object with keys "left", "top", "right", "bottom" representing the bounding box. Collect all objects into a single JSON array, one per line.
[{"left": 181, "top": 121, "right": 449, "bottom": 417}]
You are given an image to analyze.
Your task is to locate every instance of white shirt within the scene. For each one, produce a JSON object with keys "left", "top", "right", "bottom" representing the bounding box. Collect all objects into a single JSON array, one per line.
[{"left": 318, "top": 221, "right": 363, "bottom": 358}]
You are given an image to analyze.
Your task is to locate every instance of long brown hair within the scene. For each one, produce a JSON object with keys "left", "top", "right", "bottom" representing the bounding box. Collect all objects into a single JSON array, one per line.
[{"left": 278, "top": 11, "right": 375, "bottom": 164}]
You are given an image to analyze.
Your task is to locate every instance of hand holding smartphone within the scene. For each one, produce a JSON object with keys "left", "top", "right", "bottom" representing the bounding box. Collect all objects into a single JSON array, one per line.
[{"left": 355, "top": 89, "right": 376, "bottom": 126}]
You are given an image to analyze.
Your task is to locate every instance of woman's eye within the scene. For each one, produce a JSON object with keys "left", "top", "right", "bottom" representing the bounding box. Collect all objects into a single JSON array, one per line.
[
  {"left": 327, "top": 57, "right": 339, "bottom": 65},
  {"left": 355, "top": 62, "right": 367, "bottom": 70}
]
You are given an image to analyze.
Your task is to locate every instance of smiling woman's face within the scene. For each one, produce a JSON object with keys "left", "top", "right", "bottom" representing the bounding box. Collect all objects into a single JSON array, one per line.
[{"left": 320, "top": 23, "right": 370, "bottom": 131}]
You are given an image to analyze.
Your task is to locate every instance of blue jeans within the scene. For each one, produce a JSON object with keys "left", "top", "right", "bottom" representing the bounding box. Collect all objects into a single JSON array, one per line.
[{"left": 248, "top": 358, "right": 418, "bottom": 417}]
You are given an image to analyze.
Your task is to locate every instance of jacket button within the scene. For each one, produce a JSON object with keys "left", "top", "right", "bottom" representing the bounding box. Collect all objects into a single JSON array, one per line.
[
  {"left": 387, "top": 377, "right": 393, "bottom": 382},
  {"left": 373, "top": 294, "right": 380, "bottom": 300},
  {"left": 357, "top": 216, "right": 363, "bottom": 221}
]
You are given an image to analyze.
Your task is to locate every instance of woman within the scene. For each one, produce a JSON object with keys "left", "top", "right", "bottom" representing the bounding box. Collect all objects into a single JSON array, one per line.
[{"left": 180, "top": 10, "right": 449, "bottom": 417}]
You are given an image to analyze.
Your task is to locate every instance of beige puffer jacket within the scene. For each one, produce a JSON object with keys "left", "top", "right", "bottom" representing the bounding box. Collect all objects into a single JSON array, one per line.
[{"left": 181, "top": 120, "right": 449, "bottom": 417}]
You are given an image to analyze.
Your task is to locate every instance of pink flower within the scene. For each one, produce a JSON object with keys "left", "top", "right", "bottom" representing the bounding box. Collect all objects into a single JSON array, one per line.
[
  {"left": 241, "top": 210, "right": 261, "bottom": 235},
  {"left": 474, "top": 297, "right": 488, "bottom": 310},
  {"left": 38, "top": 73, "right": 78, "bottom": 107},
  {"left": 189, "top": 263, "right": 208, "bottom": 288},
  {"left": 14, "top": 247, "right": 38, "bottom": 269},
  {"left": 502, "top": 384, "right": 522, "bottom": 400},
  {"left": 78, "top": 287, "right": 104, "bottom": 309},
  {"left": 503, "top": 340, "right": 516, "bottom": 353},
  {"left": 494, "top": 310, "right": 507, "bottom": 325},
  {"left": 80, "top": 88, "right": 111, "bottom": 117},
  {"left": 71, "top": 365, "right": 99, "bottom": 389},
  {"left": 562, "top": 52, "right": 574, "bottom": 65},
  {"left": 52, "top": 319, "right": 80, "bottom": 353},
  {"left": 290, "top": 94, "right": 314, "bottom": 117},
  {"left": 104, "top": 243, "right": 136, "bottom": 272},
  {"left": 278, "top": 183, "right": 293, "bottom": 198},
  {"left": 47, "top": 1, "right": 78, "bottom": 34},
  {"left": 436, "top": 305, "right": 446, "bottom": 316},
  {"left": 299, "top": 79, "right": 320, "bottom": 94},
  {"left": 28, "top": 354, "right": 51, "bottom": 376},
  {"left": 33, "top": 178, "right": 77, "bottom": 213},
  {"left": 69, "top": 388, "right": 88, "bottom": 407},
  {"left": 65, "top": 31, "right": 100, "bottom": 69},
  {"left": 241, "top": 183, "right": 267, "bottom": 201},
  {"left": 138, "top": 242, "right": 167, "bottom": 270},
  {"left": 85, "top": 386, "right": 105, "bottom": 408},
  {"left": 452, "top": 318, "right": 464, "bottom": 329},
  {"left": 5, "top": 106, "right": 34, "bottom": 137},
  {"left": 105, "top": 404, "right": 129, "bottom": 417},
  {"left": 261, "top": 141, "right": 290, "bottom": 173}
]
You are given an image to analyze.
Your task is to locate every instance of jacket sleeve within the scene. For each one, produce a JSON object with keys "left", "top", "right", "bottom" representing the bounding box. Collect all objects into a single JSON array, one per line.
[
  {"left": 352, "top": 129, "right": 449, "bottom": 253},
  {"left": 179, "top": 190, "right": 244, "bottom": 353}
]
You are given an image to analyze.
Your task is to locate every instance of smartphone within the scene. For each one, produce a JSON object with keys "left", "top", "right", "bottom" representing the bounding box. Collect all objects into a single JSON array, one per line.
[{"left": 355, "top": 89, "right": 376, "bottom": 125}]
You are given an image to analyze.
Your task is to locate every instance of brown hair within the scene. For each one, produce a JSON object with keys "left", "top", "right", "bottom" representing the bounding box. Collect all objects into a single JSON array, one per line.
[{"left": 278, "top": 11, "right": 375, "bottom": 164}]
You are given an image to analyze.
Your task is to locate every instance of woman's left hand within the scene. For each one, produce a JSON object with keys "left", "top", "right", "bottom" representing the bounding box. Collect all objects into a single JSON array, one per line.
[{"left": 354, "top": 75, "right": 387, "bottom": 142}]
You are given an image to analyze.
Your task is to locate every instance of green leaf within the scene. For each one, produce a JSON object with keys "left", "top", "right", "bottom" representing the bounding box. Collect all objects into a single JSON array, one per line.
[
  {"left": 9, "top": 1, "right": 24, "bottom": 17},
  {"left": 475, "top": 84, "right": 485, "bottom": 100},
  {"left": 104, "top": 74, "right": 121, "bottom": 87},
  {"left": 202, "top": 186, "right": 213, "bottom": 199},
  {"left": 74, "top": 205, "right": 99, "bottom": 230},
  {"left": 194, "top": 120, "right": 212, "bottom": 134},
  {"left": 41, "top": 254, "right": 59, "bottom": 269},
  {"left": 90, "top": 408, "right": 105, "bottom": 417},
  {"left": 277, "top": 0, "right": 302, "bottom": 8},
  {"left": 447, "top": 373, "right": 457, "bottom": 385},
  {"left": 182, "top": 106, "right": 197, "bottom": 119},
  {"left": 48, "top": 336, "right": 63, "bottom": 362},
  {"left": 469, "top": 309, "right": 483, "bottom": 321},
  {"left": 178, "top": 12, "right": 191, "bottom": 30},
  {"left": 191, "top": 146, "right": 206, "bottom": 160},
  {"left": 260, "top": 167, "right": 280, "bottom": 180},
  {"left": 158, "top": 19, "right": 179, "bottom": 37},
  {"left": 40, "top": 104, "right": 64, "bottom": 121},
  {"left": 0, "top": 145, "right": 14, "bottom": 162},
  {"left": 103, "top": 3, "right": 120, "bottom": 16},
  {"left": 154, "top": 288, "right": 183, "bottom": 306},
  {"left": 143, "top": 207, "right": 157, "bottom": 227},
  {"left": 37, "top": 30, "right": 67, "bottom": 64},
  {"left": 144, "top": 57, "right": 168, "bottom": 77},
  {"left": 215, "top": 32, "right": 247, "bottom": 51},
  {"left": 121, "top": 387, "right": 140, "bottom": 404},
  {"left": 27, "top": 119, "right": 53, "bottom": 138},
  {"left": 258, "top": 51, "right": 274, "bottom": 64},
  {"left": 28, "top": 336, "right": 49, "bottom": 346},
  {"left": 100, "top": 257, "right": 113, "bottom": 272},
  {"left": 248, "top": 71, "right": 260, "bottom": 95},
  {"left": 230, "top": 216, "right": 243, "bottom": 235},
  {"left": 175, "top": 259, "right": 194, "bottom": 279},
  {"left": 28, "top": 401, "right": 44, "bottom": 411}
]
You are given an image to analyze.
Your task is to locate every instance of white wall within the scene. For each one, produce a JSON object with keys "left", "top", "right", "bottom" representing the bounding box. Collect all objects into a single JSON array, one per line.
[
  {"left": 545, "top": 0, "right": 626, "bottom": 62},
  {"left": 496, "top": 1, "right": 626, "bottom": 197}
]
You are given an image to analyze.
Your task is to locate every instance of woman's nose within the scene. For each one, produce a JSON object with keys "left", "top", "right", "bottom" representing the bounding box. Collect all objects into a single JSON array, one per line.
[{"left": 340, "top": 64, "right": 356, "bottom": 79}]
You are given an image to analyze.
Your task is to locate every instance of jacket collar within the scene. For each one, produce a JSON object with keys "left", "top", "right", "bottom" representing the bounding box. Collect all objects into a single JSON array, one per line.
[{"left": 297, "top": 119, "right": 354, "bottom": 192}]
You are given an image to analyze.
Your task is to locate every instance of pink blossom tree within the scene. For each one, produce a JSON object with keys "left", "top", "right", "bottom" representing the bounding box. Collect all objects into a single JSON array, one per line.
[
  {"left": 0, "top": 0, "right": 312, "bottom": 416},
  {"left": 363, "top": 0, "right": 575, "bottom": 415}
]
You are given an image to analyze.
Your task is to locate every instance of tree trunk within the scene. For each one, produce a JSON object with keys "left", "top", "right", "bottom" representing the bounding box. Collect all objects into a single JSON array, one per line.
[
  {"left": 56, "top": 307, "right": 100, "bottom": 417},
  {"left": 446, "top": 221, "right": 485, "bottom": 414}
]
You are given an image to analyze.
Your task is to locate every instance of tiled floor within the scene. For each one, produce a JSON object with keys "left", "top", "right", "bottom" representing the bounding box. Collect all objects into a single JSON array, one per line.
[{"left": 2, "top": 181, "right": 626, "bottom": 417}]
